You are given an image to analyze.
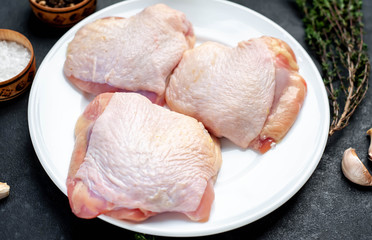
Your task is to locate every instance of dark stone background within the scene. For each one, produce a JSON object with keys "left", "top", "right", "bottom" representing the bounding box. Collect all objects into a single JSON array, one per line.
[{"left": 0, "top": 0, "right": 371, "bottom": 239}]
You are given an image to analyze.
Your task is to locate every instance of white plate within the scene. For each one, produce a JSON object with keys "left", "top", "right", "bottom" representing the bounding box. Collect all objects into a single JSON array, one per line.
[{"left": 28, "top": 0, "right": 329, "bottom": 237}]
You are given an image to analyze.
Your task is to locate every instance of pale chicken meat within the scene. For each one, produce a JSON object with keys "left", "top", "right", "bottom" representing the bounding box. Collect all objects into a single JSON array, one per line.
[
  {"left": 166, "top": 38, "right": 276, "bottom": 149},
  {"left": 63, "top": 4, "right": 195, "bottom": 105},
  {"left": 249, "top": 37, "right": 307, "bottom": 153},
  {"left": 166, "top": 36, "right": 307, "bottom": 152},
  {"left": 66, "top": 92, "right": 222, "bottom": 222}
]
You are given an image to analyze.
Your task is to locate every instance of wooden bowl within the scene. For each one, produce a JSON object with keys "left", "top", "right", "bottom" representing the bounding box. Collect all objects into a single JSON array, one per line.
[
  {"left": 29, "top": 0, "right": 96, "bottom": 28},
  {"left": 0, "top": 29, "right": 36, "bottom": 102}
]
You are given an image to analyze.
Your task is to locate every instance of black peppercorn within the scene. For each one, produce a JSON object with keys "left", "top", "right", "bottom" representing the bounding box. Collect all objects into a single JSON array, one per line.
[{"left": 35, "top": 0, "right": 83, "bottom": 8}]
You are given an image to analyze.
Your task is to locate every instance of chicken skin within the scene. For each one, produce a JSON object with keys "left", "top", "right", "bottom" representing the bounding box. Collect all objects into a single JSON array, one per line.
[
  {"left": 67, "top": 92, "right": 221, "bottom": 222},
  {"left": 166, "top": 38, "right": 276, "bottom": 149},
  {"left": 64, "top": 4, "right": 195, "bottom": 105}
]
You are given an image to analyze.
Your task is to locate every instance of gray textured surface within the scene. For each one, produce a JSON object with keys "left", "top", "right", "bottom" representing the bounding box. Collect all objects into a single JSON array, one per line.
[{"left": 0, "top": 0, "right": 372, "bottom": 239}]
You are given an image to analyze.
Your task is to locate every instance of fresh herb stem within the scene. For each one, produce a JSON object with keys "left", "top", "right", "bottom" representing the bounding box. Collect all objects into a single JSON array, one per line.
[
  {"left": 297, "top": 0, "right": 370, "bottom": 135},
  {"left": 134, "top": 233, "right": 155, "bottom": 240}
]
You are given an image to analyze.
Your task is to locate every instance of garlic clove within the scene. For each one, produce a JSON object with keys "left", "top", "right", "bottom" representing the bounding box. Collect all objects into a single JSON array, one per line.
[
  {"left": 0, "top": 182, "right": 10, "bottom": 199},
  {"left": 341, "top": 148, "right": 372, "bottom": 186},
  {"left": 366, "top": 128, "right": 372, "bottom": 161}
]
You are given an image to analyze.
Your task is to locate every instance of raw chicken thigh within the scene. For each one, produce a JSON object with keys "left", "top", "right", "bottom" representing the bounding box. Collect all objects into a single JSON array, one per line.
[
  {"left": 166, "top": 36, "right": 307, "bottom": 152},
  {"left": 63, "top": 4, "right": 195, "bottom": 105},
  {"left": 67, "top": 92, "right": 222, "bottom": 222}
]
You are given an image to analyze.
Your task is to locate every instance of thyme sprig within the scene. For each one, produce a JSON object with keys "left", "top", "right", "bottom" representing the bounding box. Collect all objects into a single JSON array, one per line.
[
  {"left": 134, "top": 233, "right": 155, "bottom": 240},
  {"left": 297, "top": 0, "right": 370, "bottom": 135}
]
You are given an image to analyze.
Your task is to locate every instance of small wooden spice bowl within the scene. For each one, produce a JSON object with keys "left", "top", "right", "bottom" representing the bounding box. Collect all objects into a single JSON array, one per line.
[
  {"left": 28, "top": 0, "right": 97, "bottom": 28},
  {"left": 0, "top": 29, "right": 36, "bottom": 102}
]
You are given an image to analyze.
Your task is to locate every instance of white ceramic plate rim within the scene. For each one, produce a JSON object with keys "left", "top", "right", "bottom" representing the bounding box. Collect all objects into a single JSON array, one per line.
[{"left": 28, "top": 0, "right": 329, "bottom": 237}]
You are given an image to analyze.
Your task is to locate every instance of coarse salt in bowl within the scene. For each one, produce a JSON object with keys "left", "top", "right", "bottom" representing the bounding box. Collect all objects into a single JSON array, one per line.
[
  {"left": 0, "top": 41, "right": 31, "bottom": 81},
  {"left": 0, "top": 29, "right": 36, "bottom": 101}
]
